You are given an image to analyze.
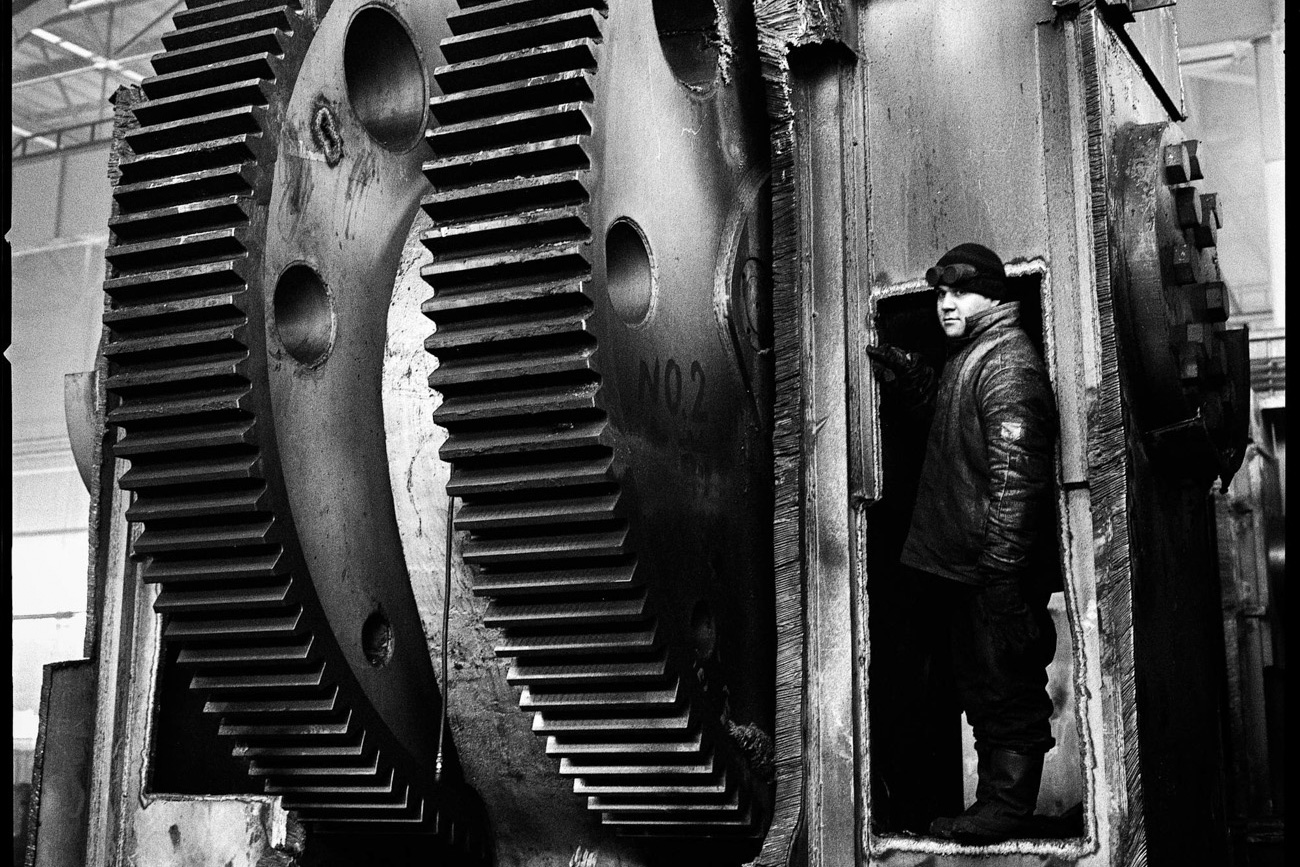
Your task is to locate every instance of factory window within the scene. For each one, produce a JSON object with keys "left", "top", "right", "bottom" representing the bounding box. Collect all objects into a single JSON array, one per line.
[{"left": 864, "top": 268, "right": 1087, "bottom": 844}]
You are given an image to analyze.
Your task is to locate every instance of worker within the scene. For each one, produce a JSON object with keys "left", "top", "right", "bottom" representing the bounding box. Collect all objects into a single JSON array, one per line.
[{"left": 866, "top": 243, "right": 1059, "bottom": 843}]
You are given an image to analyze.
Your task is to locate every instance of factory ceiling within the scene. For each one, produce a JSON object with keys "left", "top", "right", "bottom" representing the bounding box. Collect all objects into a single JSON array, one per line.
[{"left": 12, "top": 0, "right": 179, "bottom": 159}]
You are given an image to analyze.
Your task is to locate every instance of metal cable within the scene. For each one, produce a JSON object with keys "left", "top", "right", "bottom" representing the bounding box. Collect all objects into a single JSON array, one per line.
[{"left": 434, "top": 494, "right": 454, "bottom": 782}]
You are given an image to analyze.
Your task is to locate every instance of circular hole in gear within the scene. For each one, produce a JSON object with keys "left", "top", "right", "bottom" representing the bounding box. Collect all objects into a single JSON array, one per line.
[
  {"left": 273, "top": 263, "right": 334, "bottom": 366},
  {"left": 652, "top": 0, "right": 720, "bottom": 92},
  {"left": 605, "top": 218, "right": 655, "bottom": 326},
  {"left": 361, "top": 609, "right": 394, "bottom": 668},
  {"left": 343, "top": 6, "right": 427, "bottom": 151},
  {"left": 690, "top": 600, "right": 717, "bottom": 659}
]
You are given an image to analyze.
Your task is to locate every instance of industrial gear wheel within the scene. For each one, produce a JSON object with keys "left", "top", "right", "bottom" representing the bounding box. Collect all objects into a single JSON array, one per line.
[
  {"left": 102, "top": 0, "right": 488, "bottom": 854},
  {"left": 421, "top": 0, "right": 775, "bottom": 840}
]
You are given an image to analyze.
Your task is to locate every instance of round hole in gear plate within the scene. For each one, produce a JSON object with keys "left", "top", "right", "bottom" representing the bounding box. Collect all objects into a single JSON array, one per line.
[
  {"left": 343, "top": 5, "right": 428, "bottom": 151},
  {"left": 653, "top": 0, "right": 721, "bottom": 92},
  {"left": 273, "top": 263, "right": 335, "bottom": 366},
  {"left": 362, "top": 609, "right": 394, "bottom": 668},
  {"left": 605, "top": 218, "right": 656, "bottom": 326}
]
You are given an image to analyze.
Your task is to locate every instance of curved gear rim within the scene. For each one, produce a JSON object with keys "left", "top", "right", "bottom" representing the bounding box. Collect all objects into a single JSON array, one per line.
[{"left": 102, "top": 0, "right": 488, "bottom": 854}]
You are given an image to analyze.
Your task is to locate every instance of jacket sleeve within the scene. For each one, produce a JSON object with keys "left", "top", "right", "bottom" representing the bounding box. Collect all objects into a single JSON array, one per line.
[{"left": 975, "top": 357, "right": 1057, "bottom": 580}]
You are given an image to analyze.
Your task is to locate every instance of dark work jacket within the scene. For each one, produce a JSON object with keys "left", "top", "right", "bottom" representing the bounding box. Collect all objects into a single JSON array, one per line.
[{"left": 899, "top": 302, "right": 1058, "bottom": 586}]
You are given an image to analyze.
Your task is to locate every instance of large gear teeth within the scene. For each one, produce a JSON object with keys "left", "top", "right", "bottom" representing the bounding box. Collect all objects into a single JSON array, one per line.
[
  {"left": 103, "top": 0, "right": 485, "bottom": 852},
  {"left": 423, "top": 0, "right": 758, "bottom": 835}
]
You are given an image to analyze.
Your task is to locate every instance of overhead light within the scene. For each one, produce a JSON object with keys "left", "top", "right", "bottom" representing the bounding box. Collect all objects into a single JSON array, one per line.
[
  {"left": 67, "top": 0, "right": 124, "bottom": 11},
  {"left": 31, "top": 27, "right": 95, "bottom": 59},
  {"left": 28, "top": 26, "right": 144, "bottom": 83}
]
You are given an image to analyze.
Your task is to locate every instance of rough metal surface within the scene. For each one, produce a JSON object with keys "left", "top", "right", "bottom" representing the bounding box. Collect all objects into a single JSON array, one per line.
[
  {"left": 26, "top": 660, "right": 96, "bottom": 867},
  {"left": 1091, "top": 10, "right": 1242, "bottom": 864},
  {"left": 1109, "top": 122, "right": 1250, "bottom": 485},
  {"left": 745, "top": 3, "right": 859, "bottom": 864}
]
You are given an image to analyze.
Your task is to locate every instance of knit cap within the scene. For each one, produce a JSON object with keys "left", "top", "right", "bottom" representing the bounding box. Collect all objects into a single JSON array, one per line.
[{"left": 934, "top": 243, "right": 1008, "bottom": 300}]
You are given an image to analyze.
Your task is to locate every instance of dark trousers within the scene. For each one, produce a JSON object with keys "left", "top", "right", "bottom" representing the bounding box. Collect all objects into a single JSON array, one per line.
[
  {"left": 871, "top": 569, "right": 1057, "bottom": 832},
  {"left": 946, "top": 572, "right": 1057, "bottom": 755}
]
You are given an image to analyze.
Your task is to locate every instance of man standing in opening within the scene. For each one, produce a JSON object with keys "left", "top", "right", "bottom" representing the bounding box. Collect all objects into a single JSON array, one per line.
[{"left": 867, "top": 243, "right": 1059, "bottom": 843}]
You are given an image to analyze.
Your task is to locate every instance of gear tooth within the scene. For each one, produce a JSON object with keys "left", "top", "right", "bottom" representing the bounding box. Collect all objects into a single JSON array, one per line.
[
  {"left": 151, "top": 27, "right": 287, "bottom": 77},
  {"left": 154, "top": 577, "right": 292, "bottom": 613},
  {"left": 434, "top": 38, "right": 598, "bottom": 93},
  {"left": 133, "top": 78, "right": 271, "bottom": 126},
  {"left": 447, "top": 0, "right": 607, "bottom": 36},
  {"left": 126, "top": 103, "right": 265, "bottom": 153},
  {"left": 173, "top": 0, "right": 303, "bottom": 33},
  {"left": 454, "top": 490, "right": 619, "bottom": 530},
  {"left": 439, "top": 10, "right": 604, "bottom": 65},
  {"left": 164, "top": 607, "right": 302, "bottom": 640},
  {"left": 161, "top": 6, "right": 295, "bottom": 53},
  {"left": 427, "top": 103, "right": 592, "bottom": 157},
  {"left": 143, "top": 53, "right": 281, "bottom": 100},
  {"left": 423, "top": 135, "right": 592, "bottom": 189},
  {"left": 496, "top": 623, "right": 658, "bottom": 658},
  {"left": 508, "top": 654, "right": 669, "bottom": 687},
  {"left": 104, "top": 259, "right": 249, "bottom": 304},
  {"left": 421, "top": 205, "right": 590, "bottom": 262},
  {"left": 486, "top": 591, "right": 644, "bottom": 628},
  {"left": 142, "top": 547, "right": 286, "bottom": 585},
  {"left": 462, "top": 525, "right": 628, "bottom": 566},
  {"left": 432, "top": 381, "right": 600, "bottom": 424},
  {"left": 106, "top": 226, "right": 246, "bottom": 273},
  {"left": 114, "top": 162, "right": 258, "bottom": 213},
  {"left": 198, "top": 665, "right": 330, "bottom": 691},
  {"left": 421, "top": 171, "right": 589, "bottom": 223},
  {"left": 127, "top": 481, "right": 268, "bottom": 521},
  {"left": 431, "top": 69, "right": 595, "bottom": 125},
  {"left": 420, "top": 241, "right": 591, "bottom": 295},
  {"left": 175, "top": 634, "right": 312, "bottom": 670},
  {"left": 559, "top": 748, "right": 717, "bottom": 778},
  {"left": 469, "top": 559, "right": 637, "bottom": 596},
  {"left": 447, "top": 453, "right": 612, "bottom": 496},
  {"left": 118, "top": 451, "right": 261, "bottom": 490}
]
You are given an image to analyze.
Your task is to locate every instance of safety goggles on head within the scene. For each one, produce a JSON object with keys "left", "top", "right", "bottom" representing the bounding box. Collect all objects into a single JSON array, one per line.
[{"left": 925, "top": 262, "right": 980, "bottom": 287}]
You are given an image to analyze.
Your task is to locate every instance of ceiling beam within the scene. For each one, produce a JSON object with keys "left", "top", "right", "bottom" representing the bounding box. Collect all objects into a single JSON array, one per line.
[
  {"left": 27, "top": 25, "right": 145, "bottom": 83},
  {"left": 14, "top": 0, "right": 164, "bottom": 37},
  {"left": 13, "top": 50, "right": 155, "bottom": 89},
  {"left": 11, "top": 0, "right": 67, "bottom": 46}
]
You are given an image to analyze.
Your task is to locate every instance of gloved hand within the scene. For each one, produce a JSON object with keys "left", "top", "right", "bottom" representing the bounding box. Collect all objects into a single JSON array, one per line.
[
  {"left": 864, "top": 344, "right": 921, "bottom": 383},
  {"left": 865, "top": 343, "right": 935, "bottom": 410}
]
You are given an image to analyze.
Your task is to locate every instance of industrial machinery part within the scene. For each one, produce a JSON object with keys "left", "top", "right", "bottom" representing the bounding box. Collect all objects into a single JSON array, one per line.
[
  {"left": 421, "top": 0, "right": 776, "bottom": 841},
  {"left": 100, "top": 0, "right": 488, "bottom": 854},
  {"left": 1111, "top": 122, "right": 1250, "bottom": 487},
  {"left": 96, "top": 0, "right": 775, "bottom": 857}
]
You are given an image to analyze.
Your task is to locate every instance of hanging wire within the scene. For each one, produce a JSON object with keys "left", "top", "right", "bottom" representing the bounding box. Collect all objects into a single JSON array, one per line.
[{"left": 434, "top": 494, "right": 455, "bottom": 782}]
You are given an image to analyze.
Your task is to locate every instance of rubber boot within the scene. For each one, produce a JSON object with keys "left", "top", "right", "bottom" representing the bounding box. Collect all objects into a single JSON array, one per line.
[{"left": 929, "top": 746, "right": 1044, "bottom": 843}]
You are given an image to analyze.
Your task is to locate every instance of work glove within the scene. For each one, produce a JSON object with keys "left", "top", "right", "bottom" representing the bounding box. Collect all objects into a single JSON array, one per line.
[{"left": 865, "top": 343, "right": 935, "bottom": 412}]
